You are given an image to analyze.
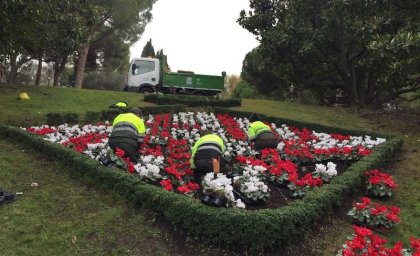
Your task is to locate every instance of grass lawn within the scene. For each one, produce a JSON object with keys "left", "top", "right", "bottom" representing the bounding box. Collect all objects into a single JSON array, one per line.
[
  {"left": 0, "top": 85, "right": 153, "bottom": 125},
  {"left": 0, "top": 85, "right": 419, "bottom": 255}
]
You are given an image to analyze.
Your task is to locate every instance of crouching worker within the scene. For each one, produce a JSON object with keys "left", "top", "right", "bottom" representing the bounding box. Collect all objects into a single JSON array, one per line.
[
  {"left": 109, "top": 101, "right": 128, "bottom": 109},
  {"left": 108, "top": 108, "right": 145, "bottom": 163},
  {"left": 248, "top": 113, "right": 279, "bottom": 151},
  {"left": 190, "top": 131, "right": 225, "bottom": 184}
]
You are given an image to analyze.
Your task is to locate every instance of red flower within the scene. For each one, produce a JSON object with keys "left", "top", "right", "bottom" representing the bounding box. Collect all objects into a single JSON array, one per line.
[
  {"left": 410, "top": 236, "right": 420, "bottom": 252},
  {"left": 386, "top": 213, "right": 400, "bottom": 223},
  {"left": 389, "top": 205, "right": 400, "bottom": 215},
  {"left": 115, "top": 147, "right": 125, "bottom": 158},
  {"left": 369, "top": 176, "right": 382, "bottom": 185},
  {"left": 353, "top": 225, "right": 373, "bottom": 237},
  {"left": 386, "top": 241, "right": 403, "bottom": 256},
  {"left": 177, "top": 185, "right": 191, "bottom": 193},
  {"left": 160, "top": 179, "right": 173, "bottom": 191},
  {"left": 370, "top": 204, "right": 387, "bottom": 216},
  {"left": 186, "top": 181, "right": 200, "bottom": 191},
  {"left": 127, "top": 161, "right": 135, "bottom": 174},
  {"left": 351, "top": 236, "right": 367, "bottom": 250}
]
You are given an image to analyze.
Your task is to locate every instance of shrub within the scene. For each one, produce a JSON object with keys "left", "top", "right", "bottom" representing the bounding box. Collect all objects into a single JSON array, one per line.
[
  {"left": 45, "top": 112, "right": 79, "bottom": 125},
  {"left": 232, "top": 80, "right": 258, "bottom": 99},
  {"left": 143, "top": 94, "right": 241, "bottom": 107}
]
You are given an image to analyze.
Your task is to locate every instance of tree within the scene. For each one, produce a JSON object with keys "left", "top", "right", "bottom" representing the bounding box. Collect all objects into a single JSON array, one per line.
[
  {"left": 141, "top": 39, "right": 155, "bottom": 58},
  {"left": 241, "top": 47, "right": 287, "bottom": 99},
  {"left": 73, "top": 0, "right": 156, "bottom": 89},
  {"left": 238, "top": 0, "right": 420, "bottom": 106}
]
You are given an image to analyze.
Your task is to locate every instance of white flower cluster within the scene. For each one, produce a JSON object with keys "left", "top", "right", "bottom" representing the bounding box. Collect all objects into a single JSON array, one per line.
[
  {"left": 234, "top": 165, "right": 270, "bottom": 201},
  {"left": 134, "top": 155, "right": 165, "bottom": 181},
  {"left": 349, "top": 135, "right": 387, "bottom": 148},
  {"left": 314, "top": 162, "right": 337, "bottom": 181},
  {"left": 202, "top": 173, "right": 245, "bottom": 208},
  {"left": 271, "top": 124, "right": 297, "bottom": 140}
]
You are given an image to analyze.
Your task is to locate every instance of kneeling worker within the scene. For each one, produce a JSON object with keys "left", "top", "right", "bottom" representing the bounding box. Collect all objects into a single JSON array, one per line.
[
  {"left": 248, "top": 113, "right": 279, "bottom": 151},
  {"left": 108, "top": 108, "right": 145, "bottom": 163},
  {"left": 109, "top": 101, "right": 128, "bottom": 109},
  {"left": 190, "top": 131, "right": 225, "bottom": 184}
]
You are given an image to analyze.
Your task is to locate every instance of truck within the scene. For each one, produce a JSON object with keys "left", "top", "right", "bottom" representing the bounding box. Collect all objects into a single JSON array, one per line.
[{"left": 124, "top": 55, "right": 226, "bottom": 96}]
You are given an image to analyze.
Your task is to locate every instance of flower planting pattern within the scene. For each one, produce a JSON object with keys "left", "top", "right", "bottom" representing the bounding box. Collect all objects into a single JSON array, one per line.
[{"left": 25, "top": 112, "right": 387, "bottom": 208}]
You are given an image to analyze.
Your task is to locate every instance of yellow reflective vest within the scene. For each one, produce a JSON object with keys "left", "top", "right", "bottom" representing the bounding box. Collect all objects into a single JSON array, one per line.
[
  {"left": 111, "top": 113, "right": 145, "bottom": 141},
  {"left": 248, "top": 121, "right": 271, "bottom": 140},
  {"left": 190, "top": 134, "right": 225, "bottom": 169},
  {"left": 115, "top": 102, "right": 127, "bottom": 108}
]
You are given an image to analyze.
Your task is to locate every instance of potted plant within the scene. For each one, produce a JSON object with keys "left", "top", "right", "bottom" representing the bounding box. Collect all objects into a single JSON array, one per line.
[
  {"left": 347, "top": 197, "right": 401, "bottom": 233},
  {"left": 201, "top": 172, "right": 245, "bottom": 208},
  {"left": 365, "top": 169, "right": 398, "bottom": 197}
]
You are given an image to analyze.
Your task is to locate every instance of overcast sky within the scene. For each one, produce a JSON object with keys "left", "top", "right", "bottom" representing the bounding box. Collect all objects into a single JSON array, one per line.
[{"left": 130, "top": 0, "right": 259, "bottom": 76}]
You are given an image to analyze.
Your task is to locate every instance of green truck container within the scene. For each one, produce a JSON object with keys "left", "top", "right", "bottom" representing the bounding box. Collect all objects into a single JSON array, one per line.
[{"left": 124, "top": 55, "right": 226, "bottom": 96}]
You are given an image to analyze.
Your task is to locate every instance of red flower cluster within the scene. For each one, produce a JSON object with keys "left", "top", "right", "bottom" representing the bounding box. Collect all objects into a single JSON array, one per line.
[
  {"left": 216, "top": 114, "right": 247, "bottom": 140},
  {"left": 26, "top": 127, "right": 56, "bottom": 135},
  {"left": 349, "top": 197, "right": 401, "bottom": 229},
  {"left": 365, "top": 169, "right": 398, "bottom": 189},
  {"left": 291, "top": 173, "right": 323, "bottom": 188},
  {"left": 340, "top": 226, "right": 419, "bottom": 256},
  {"left": 64, "top": 132, "right": 108, "bottom": 153}
]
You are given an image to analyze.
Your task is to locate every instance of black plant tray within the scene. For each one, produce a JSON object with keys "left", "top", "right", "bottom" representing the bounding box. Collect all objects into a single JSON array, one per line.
[{"left": 232, "top": 189, "right": 265, "bottom": 205}]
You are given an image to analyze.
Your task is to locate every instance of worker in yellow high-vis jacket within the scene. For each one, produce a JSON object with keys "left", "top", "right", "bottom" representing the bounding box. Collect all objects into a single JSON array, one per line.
[
  {"left": 248, "top": 113, "right": 279, "bottom": 151},
  {"left": 190, "top": 130, "right": 225, "bottom": 184},
  {"left": 108, "top": 108, "right": 145, "bottom": 163},
  {"left": 109, "top": 101, "right": 128, "bottom": 109}
]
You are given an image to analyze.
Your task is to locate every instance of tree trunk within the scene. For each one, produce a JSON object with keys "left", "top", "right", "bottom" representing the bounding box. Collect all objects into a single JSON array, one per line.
[
  {"left": 7, "top": 53, "right": 18, "bottom": 84},
  {"left": 35, "top": 57, "right": 42, "bottom": 86},
  {"left": 74, "top": 31, "right": 93, "bottom": 89},
  {"left": 53, "top": 57, "right": 68, "bottom": 87},
  {"left": 7, "top": 53, "right": 30, "bottom": 84}
]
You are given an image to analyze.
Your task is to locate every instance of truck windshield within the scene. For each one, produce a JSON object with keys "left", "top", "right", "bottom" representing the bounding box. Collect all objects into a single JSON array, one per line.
[{"left": 133, "top": 60, "right": 155, "bottom": 75}]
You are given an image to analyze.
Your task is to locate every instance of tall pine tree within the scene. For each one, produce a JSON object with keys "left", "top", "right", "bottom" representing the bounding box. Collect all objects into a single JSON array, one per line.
[{"left": 141, "top": 39, "right": 155, "bottom": 58}]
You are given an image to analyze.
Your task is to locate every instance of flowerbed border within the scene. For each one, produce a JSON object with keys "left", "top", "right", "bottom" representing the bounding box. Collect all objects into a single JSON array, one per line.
[
  {"left": 143, "top": 94, "right": 242, "bottom": 108},
  {"left": 0, "top": 107, "right": 402, "bottom": 249},
  {"left": 45, "top": 104, "right": 186, "bottom": 125}
]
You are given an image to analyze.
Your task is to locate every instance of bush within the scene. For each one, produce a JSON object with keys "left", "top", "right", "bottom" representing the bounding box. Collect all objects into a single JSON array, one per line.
[
  {"left": 232, "top": 81, "right": 258, "bottom": 99},
  {"left": 143, "top": 94, "right": 241, "bottom": 107},
  {"left": 46, "top": 112, "right": 79, "bottom": 125}
]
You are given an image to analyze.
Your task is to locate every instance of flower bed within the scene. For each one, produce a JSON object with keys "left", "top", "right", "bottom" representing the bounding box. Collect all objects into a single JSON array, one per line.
[
  {"left": 0, "top": 108, "right": 403, "bottom": 248},
  {"left": 25, "top": 111, "right": 388, "bottom": 208}
]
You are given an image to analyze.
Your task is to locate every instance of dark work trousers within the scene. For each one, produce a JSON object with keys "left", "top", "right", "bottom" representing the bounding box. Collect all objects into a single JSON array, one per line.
[
  {"left": 109, "top": 138, "right": 139, "bottom": 163},
  {"left": 254, "top": 132, "right": 279, "bottom": 151},
  {"left": 193, "top": 157, "right": 226, "bottom": 185}
]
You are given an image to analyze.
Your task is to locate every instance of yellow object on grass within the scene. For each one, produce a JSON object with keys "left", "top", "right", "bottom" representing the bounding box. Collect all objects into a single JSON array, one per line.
[{"left": 19, "top": 92, "right": 30, "bottom": 100}]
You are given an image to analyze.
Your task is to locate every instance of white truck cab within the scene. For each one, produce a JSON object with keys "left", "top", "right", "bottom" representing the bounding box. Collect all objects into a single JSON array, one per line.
[{"left": 124, "top": 58, "right": 160, "bottom": 93}]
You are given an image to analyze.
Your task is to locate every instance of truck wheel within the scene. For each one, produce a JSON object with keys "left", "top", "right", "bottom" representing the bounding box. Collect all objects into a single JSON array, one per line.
[{"left": 139, "top": 87, "right": 153, "bottom": 94}]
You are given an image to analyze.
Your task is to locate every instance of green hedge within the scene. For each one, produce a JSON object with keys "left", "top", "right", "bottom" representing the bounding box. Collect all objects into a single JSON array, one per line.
[
  {"left": 1, "top": 107, "right": 402, "bottom": 249},
  {"left": 45, "top": 112, "right": 79, "bottom": 125},
  {"left": 46, "top": 105, "right": 186, "bottom": 124},
  {"left": 144, "top": 94, "right": 241, "bottom": 107}
]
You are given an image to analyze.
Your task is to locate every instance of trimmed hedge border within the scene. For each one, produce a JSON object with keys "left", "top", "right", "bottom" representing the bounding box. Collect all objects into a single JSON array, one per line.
[
  {"left": 45, "top": 104, "right": 186, "bottom": 125},
  {"left": 144, "top": 94, "right": 242, "bottom": 108},
  {"left": 0, "top": 107, "right": 402, "bottom": 249}
]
